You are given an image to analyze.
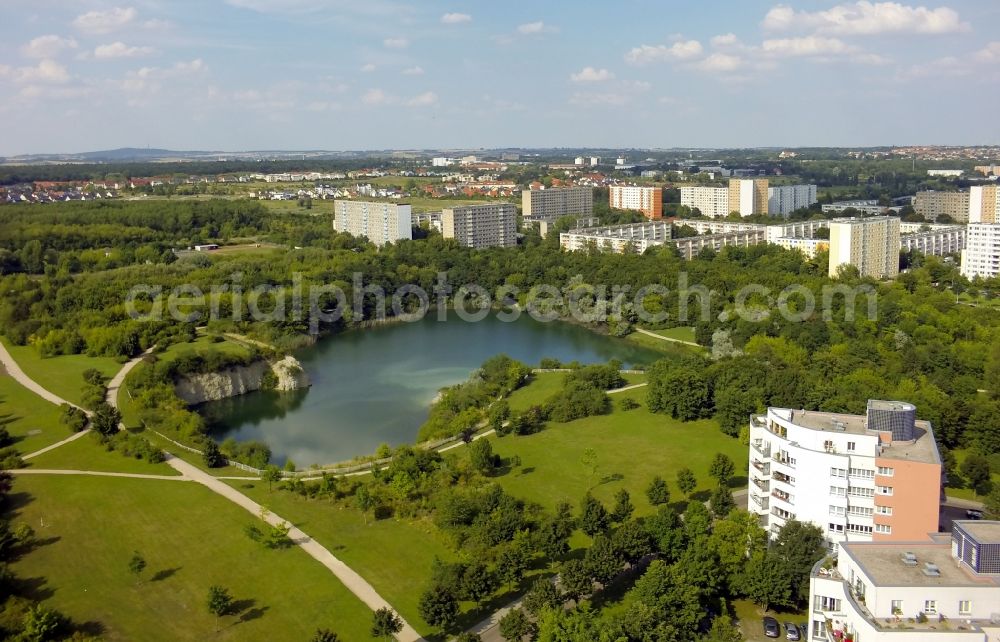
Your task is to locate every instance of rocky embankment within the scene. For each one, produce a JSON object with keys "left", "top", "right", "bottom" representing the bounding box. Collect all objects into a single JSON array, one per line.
[{"left": 175, "top": 355, "right": 310, "bottom": 404}]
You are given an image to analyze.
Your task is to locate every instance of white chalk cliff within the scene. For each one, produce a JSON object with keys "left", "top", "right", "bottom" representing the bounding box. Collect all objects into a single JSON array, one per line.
[{"left": 175, "top": 356, "right": 310, "bottom": 404}]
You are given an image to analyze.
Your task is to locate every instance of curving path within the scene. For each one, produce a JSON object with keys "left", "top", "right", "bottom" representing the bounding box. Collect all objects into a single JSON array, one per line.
[
  {"left": 105, "top": 346, "right": 156, "bottom": 408},
  {"left": 634, "top": 327, "right": 701, "bottom": 347},
  {"left": 0, "top": 341, "right": 81, "bottom": 409},
  {"left": 165, "top": 455, "right": 423, "bottom": 642},
  {"left": 12, "top": 468, "right": 189, "bottom": 481}
]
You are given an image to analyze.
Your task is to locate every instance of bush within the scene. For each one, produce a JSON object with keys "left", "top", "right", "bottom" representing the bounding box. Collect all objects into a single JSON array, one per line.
[{"left": 59, "top": 404, "right": 88, "bottom": 433}]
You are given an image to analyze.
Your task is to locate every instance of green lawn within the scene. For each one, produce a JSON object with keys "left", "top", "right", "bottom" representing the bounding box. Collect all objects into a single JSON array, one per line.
[
  {"left": 488, "top": 385, "right": 747, "bottom": 516},
  {"left": 507, "top": 372, "right": 648, "bottom": 414},
  {"left": 624, "top": 331, "right": 703, "bottom": 356},
  {"left": 228, "top": 481, "right": 454, "bottom": 636},
  {"left": 155, "top": 335, "right": 252, "bottom": 362},
  {"left": 0, "top": 373, "right": 73, "bottom": 455},
  {"left": 8, "top": 475, "right": 374, "bottom": 642},
  {"left": 1, "top": 338, "right": 122, "bottom": 407},
  {"left": 25, "top": 430, "right": 179, "bottom": 475},
  {"left": 641, "top": 326, "right": 697, "bottom": 343}
]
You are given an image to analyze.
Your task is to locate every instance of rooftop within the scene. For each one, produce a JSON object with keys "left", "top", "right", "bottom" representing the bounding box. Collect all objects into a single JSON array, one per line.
[
  {"left": 955, "top": 520, "right": 1000, "bottom": 543},
  {"left": 844, "top": 539, "right": 1000, "bottom": 588}
]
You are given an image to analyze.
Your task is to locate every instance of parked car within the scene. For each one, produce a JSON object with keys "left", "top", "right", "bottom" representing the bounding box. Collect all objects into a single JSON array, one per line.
[
  {"left": 763, "top": 616, "right": 780, "bottom": 638},
  {"left": 966, "top": 509, "right": 984, "bottom": 520},
  {"left": 785, "top": 621, "right": 801, "bottom": 640}
]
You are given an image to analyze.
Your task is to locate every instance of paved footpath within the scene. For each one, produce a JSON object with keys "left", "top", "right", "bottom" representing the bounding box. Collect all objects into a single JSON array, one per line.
[
  {"left": 165, "top": 455, "right": 424, "bottom": 642},
  {"left": 634, "top": 327, "right": 701, "bottom": 347},
  {"left": 13, "top": 469, "right": 188, "bottom": 481}
]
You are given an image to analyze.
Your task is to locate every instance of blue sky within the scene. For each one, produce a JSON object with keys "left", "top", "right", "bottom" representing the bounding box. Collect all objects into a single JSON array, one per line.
[{"left": 1, "top": 0, "right": 998, "bottom": 154}]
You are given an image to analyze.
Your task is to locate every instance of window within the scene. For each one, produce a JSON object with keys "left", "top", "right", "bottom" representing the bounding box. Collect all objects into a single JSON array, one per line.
[
  {"left": 849, "top": 467, "right": 874, "bottom": 479},
  {"left": 815, "top": 595, "right": 842, "bottom": 611},
  {"left": 847, "top": 441, "right": 856, "bottom": 452},
  {"left": 959, "top": 600, "right": 971, "bottom": 615},
  {"left": 924, "top": 600, "right": 937, "bottom": 615},
  {"left": 891, "top": 600, "right": 903, "bottom": 615},
  {"left": 829, "top": 505, "right": 846, "bottom": 516},
  {"left": 877, "top": 486, "right": 893, "bottom": 495},
  {"left": 824, "top": 439, "right": 834, "bottom": 451},
  {"left": 848, "top": 506, "right": 873, "bottom": 517},
  {"left": 877, "top": 466, "right": 894, "bottom": 476},
  {"left": 849, "top": 487, "right": 875, "bottom": 498},
  {"left": 828, "top": 523, "right": 844, "bottom": 533},
  {"left": 830, "top": 467, "right": 847, "bottom": 478},
  {"left": 875, "top": 524, "right": 892, "bottom": 534},
  {"left": 829, "top": 486, "right": 847, "bottom": 496},
  {"left": 846, "top": 523, "right": 873, "bottom": 534},
  {"left": 876, "top": 505, "right": 893, "bottom": 515}
]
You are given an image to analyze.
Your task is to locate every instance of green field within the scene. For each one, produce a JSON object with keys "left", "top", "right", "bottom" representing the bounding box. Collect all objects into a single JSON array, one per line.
[
  {"left": 0, "top": 373, "right": 73, "bottom": 455},
  {"left": 488, "top": 385, "right": 746, "bottom": 515},
  {"left": 507, "top": 371, "right": 648, "bottom": 414},
  {"left": 229, "top": 480, "right": 454, "bottom": 636},
  {"left": 1, "top": 338, "right": 122, "bottom": 407},
  {"left": 946, "top": 448, "right": 1000, "bottom": 502},
  {"left": 25, "top": 430, "right": 179, "bottom": 475},
  {"left": 641, "top": 326, "right": 698, "bottom": 343},
  {"left": 9, "top": 475, "right": 374, "bottom": 642},
  {"left": 624, "top": 331, "right": 703, "bottom": 356}
]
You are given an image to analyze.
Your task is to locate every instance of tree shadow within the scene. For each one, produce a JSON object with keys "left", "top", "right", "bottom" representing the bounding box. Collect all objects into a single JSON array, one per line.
[
  {"left": 150, "top": 567, "right": 180, "bottom": 582},
  {"left": 690, "top": 489, "right": 711, "bottom": 502},
  {"left": 519, "top": 466, "right": 535, "bottom": 476},
  {"left": 16, "top": 576, "right": 55, "bottom": 602},
  {"left": 239, "top": 606, "right": 268, "bottom": 624},
  {"left": 727, "top": 475, "right": 748, "bottom": 489},
  {"left": 229, "top": 598, "right": 268, "bottom": 624},
  {"left": 75, "top": 621, "right": 106, "bottom": 638},
  {"left": 597, "top": 473, "right": 624, "bottom": 487},
  {"left": 6, "top": 490, "right": 35, "bottom": 514}
]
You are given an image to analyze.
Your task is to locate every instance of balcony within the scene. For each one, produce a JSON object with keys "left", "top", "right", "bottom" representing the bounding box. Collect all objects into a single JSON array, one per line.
[
  {"left": 750, "top": 415, "right": 766, "bottom": 429},
  {"left": 772, "top": 489, "right": 793, "bottom": 505},
  {"left": 751, "top": 494, "right": 770, "bottom": 511},
  {"left": 751, "top": 439, "right": 771, "bottom": 458},
  {"left": 771, "top": 507, "right": 795, "bottom": 522},
  {"left": 752, "top": 459, "right": 770, "bottom": 475},
  {"left": 773, "top": 470, "right": 794, "bottom": 485},
  {"left": 752, "top": 477, "right": 770, "bottom": 492},
  {"left": 774, "top": 452, "right": 796, "bottom": 469}
]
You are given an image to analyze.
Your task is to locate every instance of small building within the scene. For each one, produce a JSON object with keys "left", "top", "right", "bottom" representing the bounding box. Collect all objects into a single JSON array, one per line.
[{"left": 194, "top": 244, "right": 220, "bottom": 251}]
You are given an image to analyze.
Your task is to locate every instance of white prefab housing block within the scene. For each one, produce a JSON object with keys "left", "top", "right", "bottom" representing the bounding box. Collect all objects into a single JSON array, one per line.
[
  {"left": 441, "top": 203, "right": 517, "bottom": 249},
  {"left": 807, "top": 523, "right": 1000, "bottom": 642},
  {"left": 680, "top": 186, "right": 730, "bottom": 218},
  {"left": 768, "top": 184, "right": 818, "bottom": 217},
  {"left": 828, "top": 216, "right": 901, "bottom": 279},
  {"left": 961, "top": 223, "right": 1000, "bottom": 279},
  {"left": 333, "top": 200, "right": 412, "bottom": 246},
  {"left": 559, "top": 222, "right": 672, "bottom": 253},
  {"left": 900, "top": 225, "right": 966, "bottom": 257}
]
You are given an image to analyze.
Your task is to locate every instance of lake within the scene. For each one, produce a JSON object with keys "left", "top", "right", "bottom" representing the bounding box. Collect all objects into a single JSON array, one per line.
[{"left": 199, "top": 315, "right": 664, "bottom": 466}]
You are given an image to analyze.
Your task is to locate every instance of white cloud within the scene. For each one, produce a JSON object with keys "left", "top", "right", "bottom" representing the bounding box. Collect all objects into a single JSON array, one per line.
[
  {"left": 21, "top": 35, "right": 78, "bottom": 59},
  {"left": 975, "top": 42, "right": 1000, "bottom": 64},
  {"left": 5, "top": 60, "right": 70, "bottom": 84},
  {"left": 625, "top": 40, "right": 703, "bottom": 65},
  {"left": 401, "top": 66, "right": 424, "bottom": 75},
  {"left": 305, "top": 100, "right": 341, "bottom": 112},
  {"left": 122, "top": 59, "right": 207, "bottom": 95},
  {"left": 360, "top": 63, "right": 377, "bottom": 72},
  {"left": 569, "top": 92, "right": 629, "bottom": 107},
  {"left": 94, "top": 42, "right": 155, "bottom": 59},
  {"left": 710, "top": 33, "right": 740, "bottom": 48},
  {"left": 570, "top": 66, "right": 614, "bottom": 83},
  {"left": 441, "top": 12, "right": 471, "bottom": 24},
  {"left": 73, "top": 7, "right": 138, "bottom": 34},
  {"left": 761, "top": 36, "right": 857, "bottom": 57},
  {"left": 405, "top": 91, "right": 438, "bottom": 107},
  {"left": 383, "top": 37, "right": 409, "bottom": 49},
  {"left": 362, "top": 88, "right": 392, "bottom": 105},
  {"left": 762, "top": 2, "right": 969, "bottom": 35},
  {"left": 695, "top": 53, "right": 744, "bottom": 72},
  {"left": 516, "top": 21, "right": 557, "bottom": 35}
]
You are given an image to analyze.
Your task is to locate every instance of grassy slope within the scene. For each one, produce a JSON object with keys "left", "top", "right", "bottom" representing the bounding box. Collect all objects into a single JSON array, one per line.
[
  {"left": 229, "top": 480, "right": 453, "bottom": 636},
  {"left": 642, "top": 326, "right": 697, "bottom": 343},
  {"left": 25, "top": 431, "right": 179, "bottom": 475},
  {"left": 8, "top": 475, "right": 373, "bottom": 642},
  {"left": 508, "top": 372, "right": 648, "bottom": 414},
  {"left": 0, "top": 373, "right": 73, "bottom": 455},
  {"left": 0, "top": 338, "right": 121, "bottom": 407},
  {"left": 489, "top": 385, "right": 746, "bottom": 516},
  {"left": 624, "top": 331, "right": 704, "bottom": 356}
]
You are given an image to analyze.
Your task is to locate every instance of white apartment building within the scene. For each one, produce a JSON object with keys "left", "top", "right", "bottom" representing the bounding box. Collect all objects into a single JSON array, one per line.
[
  {"left": 822, "top": 201, "right": 887, "bottom": 217},
  {"left": 900, "top": 225, "right": 966, "bottom": 257},
  {"left": 808, "top": 522, "right": 1000, "bottom": 641},
  {"left": 748, "top": 400, "right": 942, "bottom": 545},
  {"left": 680, "top": 186, "right": 730, "bottom": 218},
  {"left": 609, "top": 185, "right": 662, "bottom": 219},
  {"left": 766, "top": 219, "right": 832, "bottom": 243},
  {"left": 768, "top": 184, "right": 818, "bottom": 217},
  {"left": 333, "top": 200, "right": 412, "bottom": 246},
  {"left": 441, "top": 203, "right": 517, "bottom": 249},
  {"left": 522, "top": 186, "right": 593, "bottom": 222},
  {"left": 773, "top": 236, "right": 829, "bottom": 258},
  {"left": 559, "top": 221, "right": 671, "bottom": 253},
  {"left": 960, "top": 223, "right": 1000, "bottom": 279},
  {"left": 728, "top": 178, "right": 769, "bottom": 216},
  {"left": 828, "top": 216, "right": 901, "bottom": 279}
]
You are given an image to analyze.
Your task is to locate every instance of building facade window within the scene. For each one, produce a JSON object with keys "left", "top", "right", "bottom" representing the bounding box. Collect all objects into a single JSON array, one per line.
[
  {"left": 877, "top": 486, "right": 893, "bottom": 495},
  {"left": 877, "top": 466, "right": 894, "bottom": 476},
  {"left": 891, "top": 599, "right": 903, "bottom": 614},
  {"left": 849, "top": 467, "right": 874, "bottom": 479},
  {"left": 831, "top": 467, "right": 847, "bottom": 478},
  {"left": 924, "top": 600, "right": 937, "bottom": 614},
  {"left": 875, "top": 524, "right": 891, "bottom": 534},
  {"left": 876, "top": 505, "right": 893, "bottom": 515},
  {"left": 958, "top": 600, "right": 971, "bottom": 615},
  {"left": 847, "top": 441, "right": 856, "bottom": 452},
  {"left": 830, "top": 486, "right": 847, "bottom": 496},
  {"left": 828, "top": 523, "right": 844, "bottom": 533}
]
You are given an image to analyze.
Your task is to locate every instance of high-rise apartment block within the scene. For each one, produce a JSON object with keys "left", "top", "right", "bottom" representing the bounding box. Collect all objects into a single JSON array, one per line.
[
  {"left": 969, "top": 185, "right": 999, "bottom": 224},
  {"left": 809, "top": 522, "right": 1000, "bottom": 641},
  {"left": 828, "top": 216, "right": 901, "bottom": 279},
  {"left": 914, "top": 190, "right": 970, "bottom": 222},
  {"left": 749, "top": 400, "right": 942, "bottom": 545},
  {"left": 441, "top": 203, "right": 517, "bottom": 249},
  {"left": 728, "top": 178, "right": 769, "bottom": 216},
  {"left": 768, "top": 184, "right": 818, "bottom": 217},
  {"left": 680, "top": 186, "right": 730, "bottom": 218},
  {"left": 522, "top": 186, "right": 593, "bottom": 222},
  {"left": 333, "top": 200, "right": 412, "bottom": 246},
  {"left": 960, "top": 223, "right": 1000, "bottom": 279},
  {"left": 609, "top": 185, "right": 662, "bottom": 220}
]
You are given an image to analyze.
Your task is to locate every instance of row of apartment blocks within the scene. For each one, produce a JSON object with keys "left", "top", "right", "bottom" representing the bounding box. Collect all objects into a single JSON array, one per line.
[
  {"left": 680, "top": 180, "right": 818, "bottom": 218},
  {"left": 335, "top": 200, "right": 517, "bottom": 249},
  {"left": 915, "top": 185, "right": 999, "bottom": 223}
]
